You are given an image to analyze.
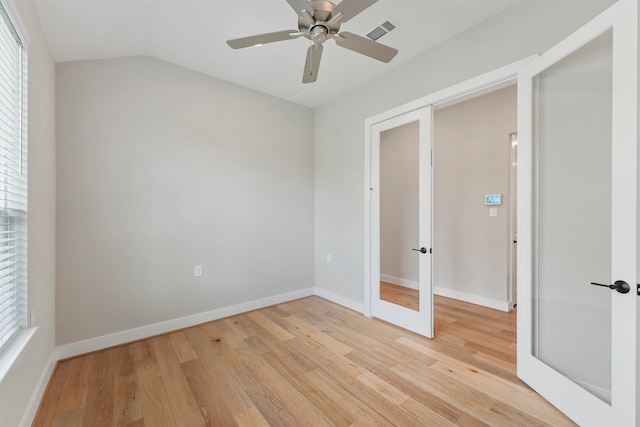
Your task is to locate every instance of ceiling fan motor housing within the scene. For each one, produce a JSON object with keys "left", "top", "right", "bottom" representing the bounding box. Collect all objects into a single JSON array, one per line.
[{"left": 299, "top": 0, "right": 340, "bottom": 44}]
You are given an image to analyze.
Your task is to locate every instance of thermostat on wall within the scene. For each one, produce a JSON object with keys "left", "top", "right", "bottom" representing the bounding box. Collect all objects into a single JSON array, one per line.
[{"left": 484, "top": 194, "right": 502, "bottom": 205}]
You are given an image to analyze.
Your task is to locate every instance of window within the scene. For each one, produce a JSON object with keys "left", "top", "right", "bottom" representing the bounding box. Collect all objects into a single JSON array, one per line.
[{"left": 0, "top": 0, "right": 27, "bottom": 354}]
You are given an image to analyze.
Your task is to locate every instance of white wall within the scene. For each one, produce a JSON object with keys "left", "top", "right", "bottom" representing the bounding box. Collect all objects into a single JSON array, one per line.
[
  {"left": 0, "top": 0, "right": 56, "bottom": 426},
  {"left": 380, "top": 121, "right": 419, "bottom": 286},
  {"left": 56, "top": 57, "right": 315, "bottom": 346},
  {"left": 433, "top": 85, "right": 516, "bottom": 306},
  {"left": 314, "top": 0, "right": 616, "bottom": 307}
]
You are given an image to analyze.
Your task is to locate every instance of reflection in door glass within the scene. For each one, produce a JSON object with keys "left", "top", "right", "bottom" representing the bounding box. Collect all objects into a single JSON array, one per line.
[
  {"left": 532, "top": 29, "right": 613, "bottom": 403},
  {"left": 380, "top": 121, "right": 420, "bottom": 311}
]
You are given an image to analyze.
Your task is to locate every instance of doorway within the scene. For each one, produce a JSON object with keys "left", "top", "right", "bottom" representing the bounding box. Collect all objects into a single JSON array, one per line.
[
  {"left": 432, "top": 85, "right": 517, "bottom": 313},
  {"left": 376, "top": 86, "right": 519, "bottom": 319},
  {"left": 364, "top": 60, "right": 528, "bottom": 334}
]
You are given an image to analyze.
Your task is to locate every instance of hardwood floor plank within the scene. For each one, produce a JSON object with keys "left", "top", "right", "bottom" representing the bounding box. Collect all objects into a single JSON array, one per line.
[
  {"left": 55, "top": 355, "right": 91, "bottom": 418},
  {"left": 345, "top": 348, "right": 463, "bottom": 423},
  {"left": 139, "top": 376, "right": 178, "bottom": 426},
  {"left": 51, "top": 409, "right": 84, "bottom": 427},
  {"left": 285, "top": 315, "right": 354, "bottom": 355},
  {"left": 183, "top": 327, "right": 255, "bottom": 417},
  {"left": 314, "top": 360, "right": 428, "bottom": 426},
  {"left": 113, "top": 371, "right": 141, "bottom": 426},
  {"left": 82, "top": 350, "right": 115, "bottom": 427},
  {"left": 113, "top": 346, "right": 142, "bottom": 426},
  {"left": 356, "top": 371, "right": 409, "bottom": 406},
  {"left": 150, "top": 335, "right": 205, "bottom": 426},
  {"left": 33, "top": 295, "right": 575, "bottom": 426},
  {"left": 391, "top": 362, "right": 517, "bottom": 426},
  {"left": 132, "top": 341, "right": 161, "bottom": 382},
  {"left": 33, "top": 362, "right": 73, "bottom": 427},
  {"left": 261, "top": 350, "right": 355, "bottom": 426},
  {"left": 243, "top": 355, "right": 335, "bottom": 426},
  {"left": 303, "top": 368, "right": 393, "bottom": 425},
  {"left": 431, "top": 359, "right": 567, "bottom": 426},
  {"left": 286, "top": 326, "right": 367, "bottom": 378},
  {"left": 180, "top": 358, "right": 236, "bottom": 425},
  {"left": 243, "top": 381, "right": 299, "bottom": 426},
  {"left": 246, "top": 310, "right": 295, "bottom": 341},
  {"left": 233, "top": 406, "right": 270, "bottom": 427},
  {"left": 400, "top": 398, "right": 457, "bottom": 427},
  {"left": 168, "top": 331, "right": 197, "bottom": 364}
]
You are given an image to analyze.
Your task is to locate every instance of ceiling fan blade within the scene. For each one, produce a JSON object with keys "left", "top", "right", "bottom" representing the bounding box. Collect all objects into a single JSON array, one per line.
[
  {"left": 285, "top": 0, "right": 316, "bottom": 26},
  {"left": 303, "top": 44, "right": 323, "bottom": 83},
  {"left": 333, "top": 31, "right": 397, "bottom": 63},
  {"left": 227, "top": 30, "right": 303, "bottom": 49},
  {"left": 331, "top": 0, "right": 378, "bottom": 23}
]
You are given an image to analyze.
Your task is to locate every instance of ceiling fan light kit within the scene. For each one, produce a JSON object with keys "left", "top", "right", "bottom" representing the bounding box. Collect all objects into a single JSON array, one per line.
[{"left": 226, "top": 0, "right": 398, "bottom": 83}]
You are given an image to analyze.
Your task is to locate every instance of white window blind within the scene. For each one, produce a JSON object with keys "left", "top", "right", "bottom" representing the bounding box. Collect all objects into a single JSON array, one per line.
[{"left": 0, "top": 0, "right": 27, "bottom": 354}]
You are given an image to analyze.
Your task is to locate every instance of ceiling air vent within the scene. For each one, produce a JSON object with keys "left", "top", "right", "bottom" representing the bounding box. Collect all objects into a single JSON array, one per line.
[{"left": 366, "top": 19, "right": 397, "bottom": 41}]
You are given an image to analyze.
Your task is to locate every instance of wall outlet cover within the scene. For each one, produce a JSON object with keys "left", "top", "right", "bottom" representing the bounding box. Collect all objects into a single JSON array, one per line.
[{"left": 194, "top": 265, "right": 203, "bottom": 277}]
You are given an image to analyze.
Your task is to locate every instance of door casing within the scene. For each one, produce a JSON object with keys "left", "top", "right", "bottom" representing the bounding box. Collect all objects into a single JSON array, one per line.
[{"left": 364, "top": 57, "right": 534, "bottom": 321}]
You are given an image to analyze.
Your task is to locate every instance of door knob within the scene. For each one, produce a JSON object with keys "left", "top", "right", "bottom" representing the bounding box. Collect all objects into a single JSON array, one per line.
[
  {"left": 412, "top": 247, "right": 428, "bottom": 254},
  {"left": 590, "top": 280, "right": 631, "bottom": 294}
]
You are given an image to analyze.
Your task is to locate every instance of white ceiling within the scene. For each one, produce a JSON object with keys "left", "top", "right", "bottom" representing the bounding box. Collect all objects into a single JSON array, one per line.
[{"left": 32, "top": 0, "right": 519, "bottom": 107}]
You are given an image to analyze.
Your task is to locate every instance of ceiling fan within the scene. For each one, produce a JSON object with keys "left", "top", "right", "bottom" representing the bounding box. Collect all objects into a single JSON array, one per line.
[{"left": 226, "top": 0, "right": 398, "bottom": 83}]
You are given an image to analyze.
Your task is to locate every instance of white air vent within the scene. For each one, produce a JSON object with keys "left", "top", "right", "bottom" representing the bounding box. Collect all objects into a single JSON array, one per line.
[{"left": 366, "top": 19, "right": 397, "bottom": 41}]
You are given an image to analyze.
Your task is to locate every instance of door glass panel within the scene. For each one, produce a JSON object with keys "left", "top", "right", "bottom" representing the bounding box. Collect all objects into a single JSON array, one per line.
[
  {"left": 380, "top": 121, "right": 420, "bottom": 311},
  {"left": 532, "top": 29, "right": 613, "bottom": 403}
]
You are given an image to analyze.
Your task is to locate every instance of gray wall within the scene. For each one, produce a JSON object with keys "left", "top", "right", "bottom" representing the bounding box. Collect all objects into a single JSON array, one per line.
[
  {"left": 433, "top": 85, "right": 516, "bottom": 304},
  {"left": 314, "top": 0, "right": 616, "bottom": 307},
  {"left": 0, "top": 0, "right": 57, "bottom": 426},
  {"left": 56, "top": 57, "right": 314, "bottom": 345}
]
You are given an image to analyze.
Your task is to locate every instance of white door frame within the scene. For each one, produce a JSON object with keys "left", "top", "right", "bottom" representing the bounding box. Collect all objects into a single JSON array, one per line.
[
  {"left": 370, "top": 107, "right": 434, "bottom": 337},
  {"left": 364, "top": 56, "right": 536, "bottom": 318}
]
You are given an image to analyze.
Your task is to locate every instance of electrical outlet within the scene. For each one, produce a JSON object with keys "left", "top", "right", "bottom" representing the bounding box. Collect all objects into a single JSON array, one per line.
[
  {"left": 326, "top": 254, "right": 332, "bottom": 263},
  {"left": 194, "top": 265, "right": 203, "bottom": 277}
]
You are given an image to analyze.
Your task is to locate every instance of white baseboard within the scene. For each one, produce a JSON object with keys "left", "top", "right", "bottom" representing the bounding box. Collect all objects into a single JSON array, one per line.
[
  {"left": 57, "top": 287, "right": 314, "bottom": 359},
  {"left": 314, "top": 286, "right": 364, "bottom": 313},
  {"left": 19, "top": 347, "right": 58, "bottom": 427},
  {"left": 434, "top": 286, "right": 509, "bottom": 312},
  {"left": 380, "top": 274, "right": 419, "bottom": 290}
]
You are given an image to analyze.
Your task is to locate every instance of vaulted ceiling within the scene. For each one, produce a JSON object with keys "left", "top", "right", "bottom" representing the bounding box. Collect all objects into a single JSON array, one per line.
[{"left": 32, "top": 0, "right": 519, "bottom": 107}]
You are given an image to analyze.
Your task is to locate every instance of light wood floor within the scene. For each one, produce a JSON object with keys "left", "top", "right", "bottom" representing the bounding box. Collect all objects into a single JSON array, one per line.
[{"left": 33, "top": 295, "right": 574, "bottom": 426}]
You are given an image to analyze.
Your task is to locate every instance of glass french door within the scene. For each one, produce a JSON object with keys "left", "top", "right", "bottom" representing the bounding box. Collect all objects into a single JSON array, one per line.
[
  {"left": 370, "top": 106, "right": 433, "bottom": 338},
  {"left": 517, "top": 0, "right": 637, "bottom": 425}
]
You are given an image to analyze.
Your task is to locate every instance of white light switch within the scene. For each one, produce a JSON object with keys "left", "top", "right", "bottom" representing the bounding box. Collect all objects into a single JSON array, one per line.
[
  {"left": 326, "top": 254, "right": 332, "bottom": 263},
  {"left": 489, "top": 207, "right": 498, "bottom": 217},
  {"left": 194, "top": 265, "right": 203, "bottom": 277}
]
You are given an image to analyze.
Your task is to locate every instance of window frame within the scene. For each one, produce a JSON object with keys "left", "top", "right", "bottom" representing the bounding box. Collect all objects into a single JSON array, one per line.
[{"left": 0, "top": 0, "right": 31, "bottom": 384}]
